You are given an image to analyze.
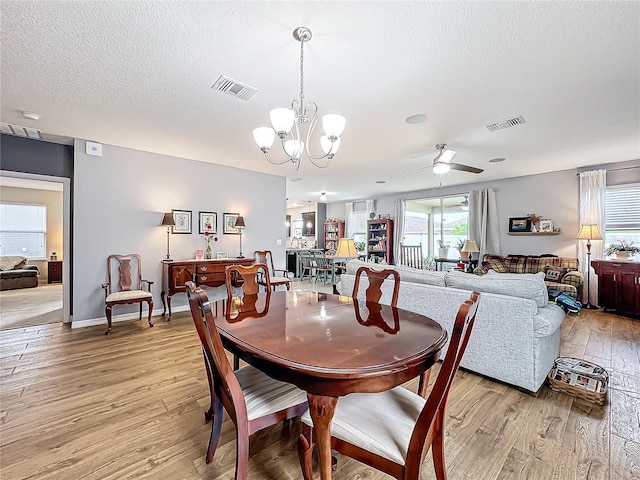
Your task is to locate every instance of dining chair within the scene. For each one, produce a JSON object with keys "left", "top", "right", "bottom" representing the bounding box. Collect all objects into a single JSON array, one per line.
[
  {"left": 400, "top": 243, "right": 423, "bottom": 269},
  {"left": 253, "top": 250, "right": 291, "bottom": 291},
  {"left": 297, "top": 291, "right": 481, "bottom": 480},
  {"left": 352, "top": 265, "right": 401, "bottom": 305},
  {"left": 186, "top": 281, "right": 308, "bottom": 479},
  {"left": 312, "top": 251, "right": 333, "bottom": 285},
  {"left": 101, "top": 253, "right": 153, "bottom": 335},
  {"left": 225, "top": 263, "right": 270, "bottom": 369},
  {"left": 298, "top": 250, "right": 316, "bottom": 283}
]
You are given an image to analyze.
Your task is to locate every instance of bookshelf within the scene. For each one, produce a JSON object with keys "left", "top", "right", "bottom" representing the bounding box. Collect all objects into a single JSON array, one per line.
[
  {"left": 323, "top": 220, "right": 345, "bottom": 254},
  {"left": 367, "top": 218, "right": 393, "bottom": 264}
]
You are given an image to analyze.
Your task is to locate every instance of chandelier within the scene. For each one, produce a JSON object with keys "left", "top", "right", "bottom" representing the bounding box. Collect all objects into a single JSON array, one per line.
[{"left": 252, "top": 27, "right": 346, "bottom": 170}]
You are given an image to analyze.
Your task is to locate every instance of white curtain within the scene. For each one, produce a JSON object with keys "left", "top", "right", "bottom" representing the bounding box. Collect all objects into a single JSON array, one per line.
[
  {"left": 579, "top": 170, "right": 606, "bottom": 305},
  {"left": 393, "top": 199, "right": 406, "bottom": 265},
  {"left": 365, "top": 200, "right": 375, "bottom": 220},
  {"left": 345, "top": 202, "right": 354, "bottom": 237},
  {"left": 468, "top": 188, "right": 501, "bottom": 261}
]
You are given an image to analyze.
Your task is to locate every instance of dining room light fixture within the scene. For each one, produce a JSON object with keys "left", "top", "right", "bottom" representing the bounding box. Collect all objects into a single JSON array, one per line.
[
  {"left": 252, "top": 27, "right": 346, "bottom": 171},
  {"left": 319, "top": 192, "right": 327, "bottom": 202}
]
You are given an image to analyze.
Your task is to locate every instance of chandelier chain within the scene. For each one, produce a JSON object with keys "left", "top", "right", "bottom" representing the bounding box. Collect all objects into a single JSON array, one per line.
[{"left": 299, "top": 39, "right": 305, "bottom": 106}]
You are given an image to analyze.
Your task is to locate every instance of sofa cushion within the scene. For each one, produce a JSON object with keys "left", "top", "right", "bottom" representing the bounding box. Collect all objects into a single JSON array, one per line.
[
  {"left": 525, "top": 256, "right": 579, "bottom": 274},
  {"left": 0, "top": 256, "right": 27, "bottom": 271},
  {"left": 445, "top": 269, "right": 548, "bottom": 307}
]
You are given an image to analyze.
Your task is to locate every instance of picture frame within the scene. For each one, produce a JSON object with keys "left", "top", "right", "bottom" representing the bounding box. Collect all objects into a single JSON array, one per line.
[
  {"left": 223, "top": 213, "right": 240, "bottom": 234},
  {"left": 508, "top": 217, "right": 531, "bottom": 233},
  {"left": 539, "top": 219, "right": 554, "bottom": 232},
  {"left": 172, "top": 209, "right": 192, "bottom": 234},
  {"left": 199, "top": 211, "right": 217, "bottom": 234},
  {"left": 195, "top": 249, "right": 204, "bottom": 261},
  {"left": 216, "top": 251, "right": 229, "bottom": 259}
]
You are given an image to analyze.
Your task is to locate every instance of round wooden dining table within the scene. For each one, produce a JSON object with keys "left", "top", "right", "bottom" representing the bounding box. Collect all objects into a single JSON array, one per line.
[{"left": 211, "top": 290, "right": 448, "bottom": 480}]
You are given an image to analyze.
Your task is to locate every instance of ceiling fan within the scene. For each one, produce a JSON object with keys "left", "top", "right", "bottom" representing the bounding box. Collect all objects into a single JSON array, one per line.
[
  {"left": 460, "top": 195, "right": 469, "bottom": 210},
  {"left": 396, "top": 144, "right": 484, "bottom": 178}
]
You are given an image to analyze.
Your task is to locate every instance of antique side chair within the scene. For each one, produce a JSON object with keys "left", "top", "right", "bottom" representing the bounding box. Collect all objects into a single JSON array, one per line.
[{"left": 253, "top": 250, "right": 291, "bottom": 291}]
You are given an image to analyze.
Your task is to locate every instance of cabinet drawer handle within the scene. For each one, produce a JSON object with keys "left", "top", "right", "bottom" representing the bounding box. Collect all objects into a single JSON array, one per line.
[
  {"left": 200, "top": 276, "right": 207, "bottom": 281},
  {"left": 201, "top": 266, "right": 208, "bottom": 271},
  {"left": 613, "top": 274, "right": 616, "bottom": 282}
]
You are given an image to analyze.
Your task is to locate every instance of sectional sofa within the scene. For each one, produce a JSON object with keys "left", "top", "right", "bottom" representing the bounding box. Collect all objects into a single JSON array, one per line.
[
  {"left": 0, "top": 256, "right": 40, "bottom": 291},
  {"left": 338, "top": 260, "right": 567, "bottom": 392}
]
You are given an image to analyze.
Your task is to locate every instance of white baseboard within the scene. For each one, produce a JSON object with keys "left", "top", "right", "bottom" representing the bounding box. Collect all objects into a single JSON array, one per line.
[{"left": 71, "top": 305, "right": 190, "bottom": 329}]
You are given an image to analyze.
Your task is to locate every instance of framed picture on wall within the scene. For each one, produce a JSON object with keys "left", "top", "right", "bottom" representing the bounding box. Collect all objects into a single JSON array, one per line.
[
  {"left": 172, "top": 209, "right": 192, "bottom": 234},
  {"left": 199, "top": 211, "right": 217, "bottom": 234},
  {"left": 508, "top": 217, "right": 531, "bottom": 233},
  {"left": 223, "top": 213, "right": 240, "bottom": 234},
  {"left": 539, "top": 219, "right": 554, "bottom": 232}
]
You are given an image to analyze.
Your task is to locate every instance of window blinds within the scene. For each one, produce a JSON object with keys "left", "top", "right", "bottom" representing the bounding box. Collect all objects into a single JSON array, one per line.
[
  {"left": 0, "top": 203, "right": 47, "bottom": 258},
  {"left": 605, "top": 185, "right": 640, "bottom": 231}
]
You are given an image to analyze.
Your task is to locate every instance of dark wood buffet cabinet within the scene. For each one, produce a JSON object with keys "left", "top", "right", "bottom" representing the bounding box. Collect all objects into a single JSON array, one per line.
[
  {"left": 591, "top": 260, "right": 640, "bottom": 317},
  {"left": 161, "top": 258, "right": 253, "bottom": 320}
]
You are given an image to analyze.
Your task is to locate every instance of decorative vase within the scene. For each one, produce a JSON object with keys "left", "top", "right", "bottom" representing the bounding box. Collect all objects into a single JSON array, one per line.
[
  {"left": 531, "top": 224, "right": 537, "bottom": 232},
  {"left": 438, "top": 247, "right": 449, "bottom": 259},
  {"left": 205, "top": 244, "right": 212, "bottom": 259},
  {"left": 614, "top": 251, "right": 631, "bottom": 260},
  {"left": 459, "top": 251, "right": 470, "bottom": 260}
]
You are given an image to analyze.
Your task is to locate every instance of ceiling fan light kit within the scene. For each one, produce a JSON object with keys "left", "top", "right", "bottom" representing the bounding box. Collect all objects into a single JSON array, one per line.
[{"left": 253, "top": 27, "right": 346, "bottom": 171}]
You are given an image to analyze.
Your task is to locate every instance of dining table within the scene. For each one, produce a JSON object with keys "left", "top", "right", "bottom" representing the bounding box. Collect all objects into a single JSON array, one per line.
[{"left": 212, "top": 290, "right": 448, "bottom": 480}]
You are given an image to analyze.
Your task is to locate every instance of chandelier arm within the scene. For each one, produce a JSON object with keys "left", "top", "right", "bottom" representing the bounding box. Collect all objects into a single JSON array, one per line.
[
  {"left": 263, "top": 148, "right": 294, "bottom": 166},
  {"left": 302, "top": 104, "right": 335, "bottom": 163}
]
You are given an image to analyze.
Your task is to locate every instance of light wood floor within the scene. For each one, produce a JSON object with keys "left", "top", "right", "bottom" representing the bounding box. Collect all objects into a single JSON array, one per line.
[{"left": 0, "top": 305, "right": 638, "bottom": 479}]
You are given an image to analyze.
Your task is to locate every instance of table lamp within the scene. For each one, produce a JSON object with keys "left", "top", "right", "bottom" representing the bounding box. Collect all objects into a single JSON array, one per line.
[
  {"left": 335, "top": 238, "right": 358, "bottom": 259},
  {"left": 461, "top": 240, "right": 480, "bottom": 272},
  {"left": 575, "top": 224, "right": 602, "bottom": 309},
  {"left": 161, "top": 213, "right": 175, "bottom": 261},
  {"left": 234, "top": 216, "right": 246, "bottom": 258}
]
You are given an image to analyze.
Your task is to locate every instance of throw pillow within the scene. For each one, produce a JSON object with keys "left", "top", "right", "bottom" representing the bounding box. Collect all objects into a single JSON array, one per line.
[
  {"left": 482, "top": 255, "right": 508, "bottom": 273},
  {"left": 545, "top": 266, "right": 568, "bottom": 282}
]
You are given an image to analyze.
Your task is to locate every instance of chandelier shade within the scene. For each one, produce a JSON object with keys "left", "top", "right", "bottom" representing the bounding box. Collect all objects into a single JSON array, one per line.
[{"left": 253, "top": 27, "right": 346, "bottom": 170}]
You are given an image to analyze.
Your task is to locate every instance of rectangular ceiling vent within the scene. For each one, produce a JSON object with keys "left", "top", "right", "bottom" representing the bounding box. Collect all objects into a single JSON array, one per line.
[
  {"left": 485, "top": 115, "right": 526, "bottom": 132},
  {"left": 212, "top": 75, "right": 258, "bottom": 101},
  {"left": 1, "top": 122, "right": 43, "bottom": 139}
]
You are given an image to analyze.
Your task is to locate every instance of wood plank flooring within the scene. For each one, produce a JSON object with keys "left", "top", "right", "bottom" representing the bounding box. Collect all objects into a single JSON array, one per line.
[{"left": 1, "top": 307, "right": 638, "bottom": 479}]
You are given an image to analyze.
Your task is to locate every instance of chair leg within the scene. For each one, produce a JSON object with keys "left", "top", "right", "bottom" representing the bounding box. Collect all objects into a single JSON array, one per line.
[
  {"left": 206, "top": 396, "right": 224, "bottom": 464},
  {"left": 105, "top": 305, "right": 112, "bottom": 335},
  {"left": 297, "top": 424, "right": 315, "bottom": 480},
  {"left": 139, "top": 303, "right": 143, "bottom": 320},
  {"left": 147, "top": 300, "right": 154, "bottom": 327},
  {"left": 233, "top": 355, "right": 240, "bottom": 371},
  {"left": 235, "top": 427, "right": 250, "bottom": 480}
]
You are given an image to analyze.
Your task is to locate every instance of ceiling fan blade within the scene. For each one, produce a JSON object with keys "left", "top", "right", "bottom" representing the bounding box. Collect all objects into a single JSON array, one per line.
[{"left": 449, "top": 163, "right": 484, "bottom": 174}]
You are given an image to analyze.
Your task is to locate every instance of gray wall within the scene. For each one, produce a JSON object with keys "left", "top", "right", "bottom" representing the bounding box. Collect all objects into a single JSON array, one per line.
[
  {"left": 73, "top": 139, "right": 285, "bottom": 322},
  {"left": 326, "top": 159, "right": 640, "bottom": 259}
]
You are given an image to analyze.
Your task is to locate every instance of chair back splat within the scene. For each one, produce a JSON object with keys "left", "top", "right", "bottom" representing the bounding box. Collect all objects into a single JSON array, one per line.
[
  {"left": 297, "top": 291, "right": 481, "bottom": 480},
  {"left": 400, "top": 243, "right": 423, "bottom": 269},
  {"left": 186, "top": 281, "right": 307, "bottom": 478},
  {"left": 352, "top": 265, "right": 400, "bottom": 306}
]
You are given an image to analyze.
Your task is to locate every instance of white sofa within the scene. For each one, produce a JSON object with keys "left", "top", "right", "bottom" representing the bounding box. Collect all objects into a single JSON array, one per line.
[{"left": 338, "top": 260, "right": 567, "bottom": 392}]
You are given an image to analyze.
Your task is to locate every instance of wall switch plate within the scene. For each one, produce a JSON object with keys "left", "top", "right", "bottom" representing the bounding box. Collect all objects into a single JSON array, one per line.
[
  {"left": 86, "top": 141, "right": 102, "bottom": 156},
  {"left": 276, "top": 239, "right": 282, "bottom": 245}
]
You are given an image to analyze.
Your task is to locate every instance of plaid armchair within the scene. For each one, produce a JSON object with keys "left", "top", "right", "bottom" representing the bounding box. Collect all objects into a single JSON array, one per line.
[{"left": 475, "top": 254, "right": 584, "bottom": 300}]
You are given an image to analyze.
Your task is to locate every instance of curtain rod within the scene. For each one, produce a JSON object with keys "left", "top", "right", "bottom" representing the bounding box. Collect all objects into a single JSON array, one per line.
[{"left": 576, "top": 165, "right": 639, "bottom": 176}]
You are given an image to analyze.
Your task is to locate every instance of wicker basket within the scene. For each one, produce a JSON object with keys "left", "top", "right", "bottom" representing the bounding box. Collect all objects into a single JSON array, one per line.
[{"left": 547, "top": 357, "right": 608, "bottom": 405}]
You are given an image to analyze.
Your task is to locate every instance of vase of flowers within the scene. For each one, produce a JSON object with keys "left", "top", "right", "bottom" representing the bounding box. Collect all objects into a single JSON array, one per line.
[
  {"left": 204, "top": 232, "right": 213, "bottom": 259},
  {"left": 527, "top": 213, "right": 541, "bottom": 232},
  {"left": 604, "top": 240, "right": 639, "bottom": 260},
  {"left": 437, "top": 239, "right": 450, "bottom": 259}
]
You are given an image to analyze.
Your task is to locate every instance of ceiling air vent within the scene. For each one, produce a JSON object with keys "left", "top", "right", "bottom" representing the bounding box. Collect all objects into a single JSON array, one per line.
[
  {"left": 485, "top": 115, "right": 526, "bottom": 132},
  {"left": 212, "top": 75, "right": 258, "bottom": 101},
  {"left": 1, "top": 122, "right": 43, "bottom": 139}
]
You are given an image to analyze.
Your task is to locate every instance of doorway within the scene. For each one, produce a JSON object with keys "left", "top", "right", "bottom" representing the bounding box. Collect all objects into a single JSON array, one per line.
[{"left": 0, "top": 172, "right": 71, "bottom": 329}]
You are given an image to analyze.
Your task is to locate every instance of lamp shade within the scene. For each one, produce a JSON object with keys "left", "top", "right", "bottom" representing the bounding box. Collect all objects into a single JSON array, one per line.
[
  {"left": 576, "top": 224, "right": 603, "bottom": 240},
  {"left": 253, "top": 127, "right": 276, "bottom": 149},
  {"left": 432, "top": 162, "right": 450, "bottom": 175},
  {"left": 161, "top": 213, "right": 175, "bottom": 226},
  {"left": 234, "top": 216, "right": 246, "bottom": 228},
  {"left": 270, "top": 107, "right": 295, "bottom": 134},
  {"left": 335, "top": 238, "right": 358, "bottom": 258},
  {"left": 322, "top": 114, "right": 346, "bottom": 138},
  {"left": 320, "top": 135, "right": 340, "bottom": 155},
  {"left": 461, "top": 240, "right": 480, "bottom": 253}
]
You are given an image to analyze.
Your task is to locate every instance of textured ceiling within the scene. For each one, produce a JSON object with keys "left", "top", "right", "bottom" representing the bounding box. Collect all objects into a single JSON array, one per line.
[{"left": 1, "top": 2, "right": 639, "bottom": 207}]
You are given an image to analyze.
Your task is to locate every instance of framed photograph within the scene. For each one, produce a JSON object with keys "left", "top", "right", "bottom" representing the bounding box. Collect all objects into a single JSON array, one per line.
[
  {"left": 508, "top": 217, "right": 531, "bottom": 233},
  {"left": 199, "top": 211, "right": 217, "bottom": 234},
  {"left": 172, "top": 209, "right": 192, "bottom": 234},
  {"left": 378, "top": 213, "right": 391, "bottom": 220},
  {"left": 216, "top": 251, "right": 228, "bottom": 259},
  {"left": 195, "top": 249, "right": 204, "bottom": 261},
  {"left": 539, "top": 219, "right": 554, "bottom": 232},
  {"left": 223, "top": 213, "right": 240, "bottom": 234}
]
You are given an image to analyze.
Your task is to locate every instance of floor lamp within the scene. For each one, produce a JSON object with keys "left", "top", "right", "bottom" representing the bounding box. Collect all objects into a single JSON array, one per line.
[
  {"left": 576, "top": 224, "right": 602, "bottom": 309},
  {"left": 161, "top": 213, "right": 175, "bottom": 261},
  {"left": 234, "top": 216, "right": 246, "bottom": 258}
]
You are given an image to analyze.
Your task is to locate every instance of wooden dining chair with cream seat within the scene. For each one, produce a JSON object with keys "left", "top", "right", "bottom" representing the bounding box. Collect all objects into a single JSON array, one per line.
[
  {"left": 186, "top": 281, "right": 308, "bottom": 479},
  {"left": 297, "top": 290, "right": 481, "bottom": 480},
  {"left": 400, "top": 243, "right": 423, "bottom": 269},
  {"left": 102, "top": 253, "right": 153, "bottom": 335},
  {"left": 253, "top": 250, "right": 291, "bottom": 291}
]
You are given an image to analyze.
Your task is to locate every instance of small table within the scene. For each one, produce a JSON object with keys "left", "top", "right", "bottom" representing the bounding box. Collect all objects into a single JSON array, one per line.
[
  {"left": 48, "top": 260, "right": 62, "bottom": 284},
  {"left": 212, "top": 291, "right": 447, "bottom": 480},
  {"left": 434, "top": 257, "right": 478, "bottom": 272}
]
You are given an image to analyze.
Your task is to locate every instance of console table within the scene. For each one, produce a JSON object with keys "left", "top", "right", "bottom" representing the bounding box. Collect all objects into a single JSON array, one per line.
[
  {"left": 591, "top": 259, "right": 640, "bottom": 317},
  {"left": 161, "top": 258, "right": 253, "bottom": 320}
]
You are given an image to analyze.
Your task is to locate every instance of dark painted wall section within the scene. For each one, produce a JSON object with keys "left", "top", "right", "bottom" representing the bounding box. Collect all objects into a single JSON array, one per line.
[{"left": 1, "top": 134, "right": 73, "bottom": 177}]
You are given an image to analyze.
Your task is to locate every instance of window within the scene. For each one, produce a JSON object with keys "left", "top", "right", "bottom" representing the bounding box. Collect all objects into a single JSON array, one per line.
[
  {"left": 351, "top": 203, "right": 369, "bottom": 253},
  {"left": 604, "top": 184, "right": 640, "bottom": 247},
  {"left": 0, "top": 203, "right": 47, "bottom": 259},
  {"left": 403, "top": 195, "right": 468, "bottom": 260}
]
